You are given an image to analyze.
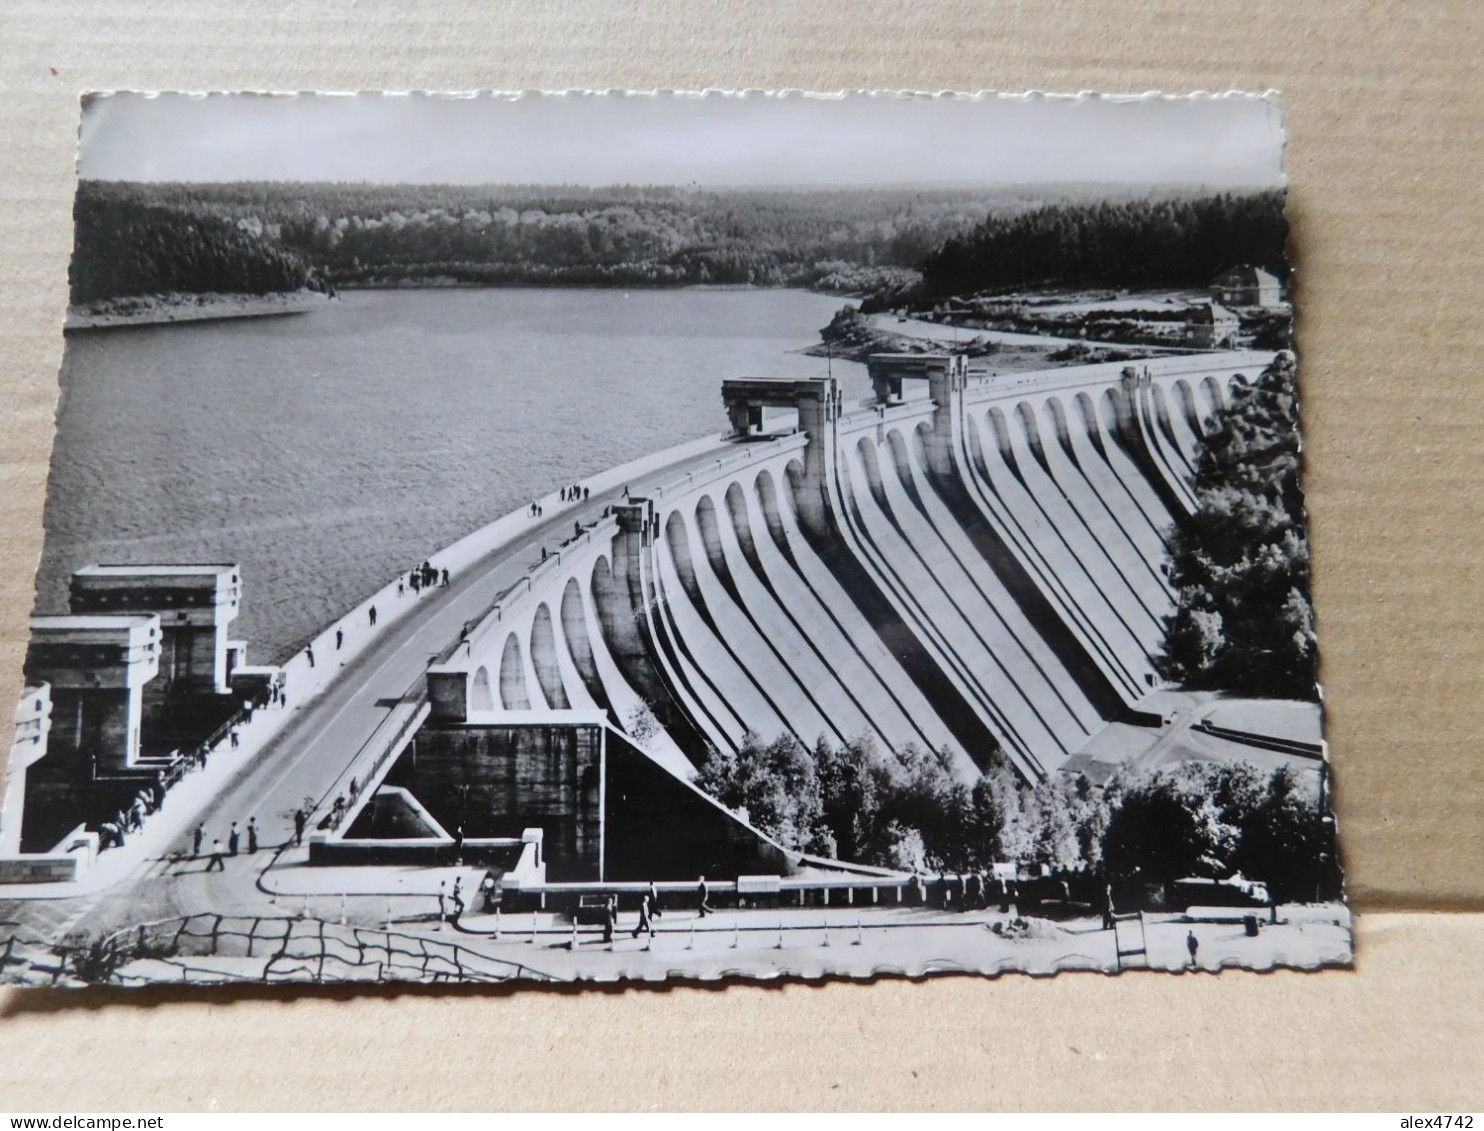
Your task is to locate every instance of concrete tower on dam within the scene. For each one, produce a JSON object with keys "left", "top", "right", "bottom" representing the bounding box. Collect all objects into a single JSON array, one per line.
[{"left": 399, "top": 347, "right": 1279, "bottom": 853}]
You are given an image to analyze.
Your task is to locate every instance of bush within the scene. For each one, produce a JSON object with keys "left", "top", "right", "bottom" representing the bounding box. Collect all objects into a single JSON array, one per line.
[{"left": 819, "top": 304, "right": 872, "bottom": 346}]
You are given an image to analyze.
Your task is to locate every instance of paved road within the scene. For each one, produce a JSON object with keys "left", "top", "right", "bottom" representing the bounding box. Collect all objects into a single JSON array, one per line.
[{"left": 4, "top": 441, "right": 744, "bottom": 944}]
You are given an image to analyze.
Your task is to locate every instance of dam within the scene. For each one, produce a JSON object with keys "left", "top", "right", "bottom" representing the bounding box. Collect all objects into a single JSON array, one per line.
[
  {"left": 3, "top": 347, "right": 1315, "bottom": 894},
  {"left": 421, "top": 349, "right": 1268, "bottom": 792}
]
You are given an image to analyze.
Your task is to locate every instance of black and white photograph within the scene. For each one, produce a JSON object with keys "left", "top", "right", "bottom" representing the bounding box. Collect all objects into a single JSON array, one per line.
[{"left": 0, "top": 90, "right": 1347, "bottom": 988}]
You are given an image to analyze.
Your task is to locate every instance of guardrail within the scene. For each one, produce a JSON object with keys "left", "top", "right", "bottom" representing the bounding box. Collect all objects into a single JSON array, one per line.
[
  {"left": 646, "top": 431, "right": 807, "bottom": 503},
  {"left": 452, "top": 517, "right": 620, "bottom": 659},
  {"left": 959, "top": 350, "right": 1273, "bottom": 407},
  {"left": 838, "top": 397, "right": 937, "bottom": 438},
  {"left": 443, "top": 432, "right": 810, "bottom": 672},
  {"left": 79, "top": 700, "right": 257, "bottom": 853},
  {"left": 318, "top": 697, "right": 431, "bottom": 834}
]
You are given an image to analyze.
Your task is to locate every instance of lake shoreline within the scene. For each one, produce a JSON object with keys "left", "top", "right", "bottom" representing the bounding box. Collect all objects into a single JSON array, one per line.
[
  {"left": 65, "top": 290, "right": 330, "bottom": 331},
  {"left": 334, "top": 276, "right": 874, "bottom": 300}
]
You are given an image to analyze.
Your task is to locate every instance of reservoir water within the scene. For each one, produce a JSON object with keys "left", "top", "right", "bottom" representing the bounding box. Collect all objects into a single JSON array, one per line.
[{"left": 38, "top": 287, "right": 866, "bottom": 664}]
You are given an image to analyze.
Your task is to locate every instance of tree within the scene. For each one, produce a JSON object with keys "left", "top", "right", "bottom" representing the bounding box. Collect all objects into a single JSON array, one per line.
[
  {"left": 1101, "top": 763, "right": 1242, "bottom": 883},
  {"left": 814, "top": 735, "right": 885, "bottom": 863},
  {"left": 69, "top": 184, "right": 307, "bottom": 304},
  {"left": 1097, "top": 758, "right": 1338, "bottom": 899},
  {"left": 694, "top": 732, "right": 827, "bottom": 854},
  {"left": 1157, "top": 352, "right": 1318, "bottom": 699},
  {"left": 880, "top": 822, "right": 928, "bottom": 873},
  {"left": 959, "top": 749, "right": 1024, "bottom": 867},
  {"left": 699, "top": 730, "right": 1338, "bottom": 905},
  {"left": 819, "top": 304, "right": 871, "bottom": 346},
  {"left": 1022, "top": 776, "right": 1087, "bottom": 871},
  {"left": 1234, "top": 765, "right": 1341, "bottom": 902},
  {"left": 695, "top": 743, "right": 741, "bottom": 808}
]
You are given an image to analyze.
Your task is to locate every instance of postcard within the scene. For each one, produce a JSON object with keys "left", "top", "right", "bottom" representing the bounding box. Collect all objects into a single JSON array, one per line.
[{"left": 0, "top": 91, "right": 1347, "bottom": 986}]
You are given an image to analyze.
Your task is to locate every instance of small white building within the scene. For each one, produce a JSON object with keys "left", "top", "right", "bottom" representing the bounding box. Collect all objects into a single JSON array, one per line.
[
  {"left": 1210, "top": 265, "right": 1283, "bottom": 308},
  {"left": 1184, "top": 302, "right": 1241, "bottom": 348}
]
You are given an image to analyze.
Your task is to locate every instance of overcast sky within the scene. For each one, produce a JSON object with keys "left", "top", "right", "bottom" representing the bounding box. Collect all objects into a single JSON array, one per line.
[{"left": 78, "top": 91, "right": 1285, "bottom": 188}]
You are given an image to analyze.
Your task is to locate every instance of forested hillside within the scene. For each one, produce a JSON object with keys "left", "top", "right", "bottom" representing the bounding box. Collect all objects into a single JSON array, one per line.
[
  {"left": 920, "top": 190, "right": 1287, "bottom": 295},
  {"left": 68, "top": 180, "right": 1284, "bottom": 305},
  {"left": 70, "top": 184, "right": 309, "bottom": 305},
  {"left": 70, "top": 180, "right": 1018, "bottom": 302}
]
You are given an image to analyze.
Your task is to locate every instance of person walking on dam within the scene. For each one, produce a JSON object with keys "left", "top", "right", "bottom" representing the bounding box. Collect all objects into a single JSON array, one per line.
[
  {"left": 192, "top": 823, "right": 204, "bottom": 858},
  {"left": 305, "top": 644, "right": 315, "bottom": 668},
  {"left": 293, "top": 808, "right": 307, "bottom": 847},
  {"left": 368, "top": 605, "right": 377, "bottom": 627},
  {"left": 632, "top": 891, "right": 655, "bottom": 940},
  {"left": 697, "top": 876, "right": 713, "bottom": 917},
  {"left": 205, "top": 840, "right": 226, "bottom": 873},
  {"left": 247, "top": 817, "right": 259, "bottom": 854},
  {"left": 335, "top": 628, "right": 343, "bottom": 651},
  {"left": 228, "top": 822, "right": 240, "bottom": 856},
  {"left": 1186, "top": 930, "right": 1200, "bottom": 968}
]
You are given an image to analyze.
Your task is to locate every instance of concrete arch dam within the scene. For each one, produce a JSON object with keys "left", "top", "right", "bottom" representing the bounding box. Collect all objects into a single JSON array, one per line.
[{"left": 427, "top": 350, "right": 1271, "bottom": 784}]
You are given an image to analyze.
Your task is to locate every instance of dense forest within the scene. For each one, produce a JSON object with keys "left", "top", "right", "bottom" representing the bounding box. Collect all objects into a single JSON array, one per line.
[
  {"left": 696, "top": 732, "right": 1337, "bottom": 902},
  {"left": 1156, "top": 351, "right": 1318, "bottom": 699},
  {"left": 919, "top": 190, "right": 1288, "bottom": 296},
  {"left": 70, "top": 185, "right": 308, "bottom": 305},
  {"left": 68, "top": 179, "right": 1286, "bottom": 305},
  {"left": 69, "top": 180, "right": 1020, "bottom": 303}
]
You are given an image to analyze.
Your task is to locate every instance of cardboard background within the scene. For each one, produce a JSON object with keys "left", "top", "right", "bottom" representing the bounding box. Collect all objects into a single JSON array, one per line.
[{"left": 0, "top": 0, "right": 1480, "bottom": 1110}]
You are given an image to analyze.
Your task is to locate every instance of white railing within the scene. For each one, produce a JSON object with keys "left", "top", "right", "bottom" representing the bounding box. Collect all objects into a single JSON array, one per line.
[
  {"left": 960, "top": 349, "right": 1274, "bottom": 408},
  {"left": 456, "top": 520, "right": 620, "bottom": 657},
  {"left": 648, "top": 431, "right": 808, "bottom": 502},
  {"left": 452, "top": 434, "right": 811, "bottom": 667},
  {"left": 838, "top": 398, "right": 937, "bottom": 438}
]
